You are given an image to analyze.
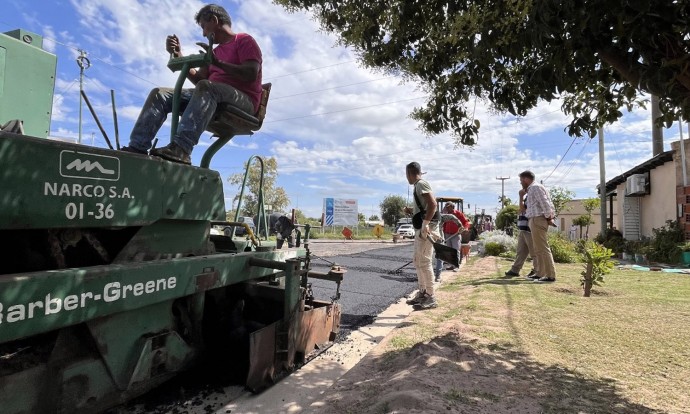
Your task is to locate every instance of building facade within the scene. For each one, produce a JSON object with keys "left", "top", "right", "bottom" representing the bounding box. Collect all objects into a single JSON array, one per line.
[{"left": 604, "top": 140, "right": 689, "bottom": 240}]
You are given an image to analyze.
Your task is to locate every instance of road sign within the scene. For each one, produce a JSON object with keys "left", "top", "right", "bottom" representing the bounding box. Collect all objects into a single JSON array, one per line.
[
  {"left": 373, "top": 224, "right": 384, "bottom": 238},
  {"left": 323, "top": 198, "right": 358, "bottom": 226}
]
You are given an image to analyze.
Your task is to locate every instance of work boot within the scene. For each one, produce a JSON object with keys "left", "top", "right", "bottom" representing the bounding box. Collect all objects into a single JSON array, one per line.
[
  {"left": 151, "top": 143, "right": 191, "bottom": 165},
  {"left": 526, "top": 269, "right": 536, "bottom": 277},
  {"left": 120, "top": 146, "right": 147, "bottom": 155},
  {"left": 414, "top": 292, "right": 437, "bottom": 310},
  {"left": 435, "top": 274, "right": 442, "bottom": 283},
  {"left": 534, "top": 276, "right": 556, "bottom": 283},
  {"left": 406, "top": 290, "right": 424, "bottom": 305}
]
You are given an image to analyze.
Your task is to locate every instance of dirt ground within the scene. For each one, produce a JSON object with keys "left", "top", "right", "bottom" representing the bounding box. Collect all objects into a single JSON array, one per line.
[{"left": 309, "top": 257, "right": 675, "bottom": 414}]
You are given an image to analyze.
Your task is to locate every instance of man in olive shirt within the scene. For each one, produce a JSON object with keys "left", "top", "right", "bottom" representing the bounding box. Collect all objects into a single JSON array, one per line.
[{"left": 402, "top": 162, "right": 441, "bottom": 309}]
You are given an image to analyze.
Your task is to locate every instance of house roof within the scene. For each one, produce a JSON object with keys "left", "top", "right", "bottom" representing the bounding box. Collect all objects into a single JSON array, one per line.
[{"left": 603, "top": 149, "right": 675, "bottom": 193}]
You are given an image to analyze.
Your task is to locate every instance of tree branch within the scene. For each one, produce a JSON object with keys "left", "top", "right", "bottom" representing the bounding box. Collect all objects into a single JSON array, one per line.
[
  {"left": 599, "top": 47, "right": 690, "bottom": 97},
  {"left": 596, "top": 47, "right": 646, "bottom": 90}
]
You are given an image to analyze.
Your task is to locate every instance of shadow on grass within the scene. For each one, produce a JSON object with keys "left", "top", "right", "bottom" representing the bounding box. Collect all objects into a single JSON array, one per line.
[
  {"left": 461, "top": 276, "right": 533, "bottom": 286},
  {"left": 321, "top": 332, "right": 664, "bottom": 414},
  {"left": 552, "top": 286, "right": 616, "bottom": 296}
]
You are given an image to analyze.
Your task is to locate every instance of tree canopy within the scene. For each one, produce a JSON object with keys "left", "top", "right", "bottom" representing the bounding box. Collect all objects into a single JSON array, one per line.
[
  {"left": 228, "top": 157, "right": 290, "bottom": 217},
  {"left": 549, "top": 187, "right": 575, "bottom": 217},
  {"left": 380, "top": 194, "right": 408, "bottom": 226},
  {"left": 495, "top": 204, "right": 519, "bottom": 231},
  {"left": 275, "top": 0, "right": 690, "bottom": 145}
]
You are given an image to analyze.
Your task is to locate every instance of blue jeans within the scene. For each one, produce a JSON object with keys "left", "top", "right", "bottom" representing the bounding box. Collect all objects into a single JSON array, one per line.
[
  {"left": 129, "top": 80, "right": 254, "bottom": 154},
  {"left": 434, "top": 232, "right": 460, "bottom": 276}
]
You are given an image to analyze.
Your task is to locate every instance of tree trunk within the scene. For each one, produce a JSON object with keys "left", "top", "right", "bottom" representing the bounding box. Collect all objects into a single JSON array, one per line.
[{"left": 583, "top": 262, "right": 593, "bottom": 297}]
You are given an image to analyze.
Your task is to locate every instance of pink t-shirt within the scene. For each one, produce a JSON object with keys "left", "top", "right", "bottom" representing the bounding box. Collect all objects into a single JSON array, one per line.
[{"left": 208, "top": 33, "right": 263, "bottom": 113}]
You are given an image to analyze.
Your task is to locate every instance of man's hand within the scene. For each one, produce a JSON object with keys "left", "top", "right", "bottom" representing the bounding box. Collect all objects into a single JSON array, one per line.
[
  {"left": 166, "top": 34, "right": 181, "bottom": 57},
  {"left": 519, "top": 189, "right": 526, "bottom": 198},
  {"left": 420, "top": 220, "right": 430, "bottom": 239},
  {"left": 195, "top": 42, "right": 218, "bottom": 64}
]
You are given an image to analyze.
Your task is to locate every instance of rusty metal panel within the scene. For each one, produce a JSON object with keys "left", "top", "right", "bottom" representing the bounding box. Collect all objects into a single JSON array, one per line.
[
  {"left": 246, "top": 322, "right": 277, "bottom": 392},
  {"left": 294, "top": 301, "right": 341, "bottom": 358},
  {"left": 195, "top": 270, "right": 219, "bottom": 291}
]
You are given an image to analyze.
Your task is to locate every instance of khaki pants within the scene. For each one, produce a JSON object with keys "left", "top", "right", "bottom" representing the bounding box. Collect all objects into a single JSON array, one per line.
[
  {"left": 510, "top": 230, "right": 537, "bottom": 274},
  {"left": 413, "top": 225, "right": 440, "bottom": 296},
  {"left": 528, "top": 216, "right": 556, "bottom": 278}
]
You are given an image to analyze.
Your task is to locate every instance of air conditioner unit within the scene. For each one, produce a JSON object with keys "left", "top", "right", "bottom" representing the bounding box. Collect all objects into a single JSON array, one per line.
[{"left": 626, "top": 174, "right": 647, "bottom": 196}]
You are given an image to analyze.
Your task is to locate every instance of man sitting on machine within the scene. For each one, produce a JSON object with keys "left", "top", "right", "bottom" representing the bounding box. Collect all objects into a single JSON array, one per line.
[{"left": 122, "top": 4, "right": 263, "bottom": 164}]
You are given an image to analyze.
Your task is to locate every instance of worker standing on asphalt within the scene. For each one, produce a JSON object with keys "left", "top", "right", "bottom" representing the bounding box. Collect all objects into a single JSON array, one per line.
[{"left": 402, "top": 162, "right": 441, "bottom": 310}]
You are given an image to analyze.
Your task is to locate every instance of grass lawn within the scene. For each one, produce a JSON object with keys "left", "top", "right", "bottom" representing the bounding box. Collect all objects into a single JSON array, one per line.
[
  {"left": 442, "top": 257, "right": 690, "bottom": 412},
  {"left": 325, "top": 256, "right": 690, "bottom": 414}
]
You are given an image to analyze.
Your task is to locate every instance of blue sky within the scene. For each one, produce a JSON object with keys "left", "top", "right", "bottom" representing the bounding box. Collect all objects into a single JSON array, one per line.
[{"left": 2, "top": 0, "right": 682, "bottom": 219}]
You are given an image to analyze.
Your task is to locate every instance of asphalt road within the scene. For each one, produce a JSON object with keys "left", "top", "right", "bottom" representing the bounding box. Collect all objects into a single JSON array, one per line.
[{"left": 307, "top": 240, "right": 417, "bottom": 335}]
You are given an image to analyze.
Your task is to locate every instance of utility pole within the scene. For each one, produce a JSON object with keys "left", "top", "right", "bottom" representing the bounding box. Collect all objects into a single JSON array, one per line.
[
  {"left": 680, "top": 118, "right": 688, "bottom": 186},
  {"left": 651, "top": 95, "right": 664, "bottom": 156},
  {"left": 598, "top": 128, "right": 607, "bottom": 235},
  {"left": 496, "top": 176, "right": 510, "bottom": 208},
  {"left": 76, "top": 50, "right": 91, "bottom": 144}
]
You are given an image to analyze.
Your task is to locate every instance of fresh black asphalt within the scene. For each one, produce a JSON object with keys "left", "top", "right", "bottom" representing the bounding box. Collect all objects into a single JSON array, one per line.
[{"left": 308, "top": 242, "right": 418, "bottom": 335}]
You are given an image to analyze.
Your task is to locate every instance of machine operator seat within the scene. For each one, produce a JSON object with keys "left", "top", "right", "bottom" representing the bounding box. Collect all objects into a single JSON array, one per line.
[{"left": 206, "top": 83, "right": 272, "bottom": 139}]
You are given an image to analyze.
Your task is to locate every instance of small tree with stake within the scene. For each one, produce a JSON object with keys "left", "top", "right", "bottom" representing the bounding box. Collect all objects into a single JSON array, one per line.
[
  {"left": 580, "top": 241, "right": 615, "bottom": 297},
  {"left": 572, "top": 215, "right": 593, "bottom": 239},
  {"left": 581, "top": 198, "right": 601, "bottom": 239}
]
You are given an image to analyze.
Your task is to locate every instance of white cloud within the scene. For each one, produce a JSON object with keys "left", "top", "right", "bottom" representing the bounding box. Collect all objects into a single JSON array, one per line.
[{"left": 17, "top": 0, "right": 680, "bottom": 218}]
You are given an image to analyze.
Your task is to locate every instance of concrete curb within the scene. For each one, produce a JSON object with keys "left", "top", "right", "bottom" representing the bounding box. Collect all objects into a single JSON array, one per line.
[
  {"left": 219, "top": 259, "right": 467, "bottom": 414},
  {"left": 218, "top": 295, "right": 415, "bottom": 414}
]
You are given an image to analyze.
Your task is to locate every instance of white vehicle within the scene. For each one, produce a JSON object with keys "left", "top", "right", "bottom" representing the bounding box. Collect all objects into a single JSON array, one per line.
[
  {"left": 225, "top": 216, "right": 256, "bottom": 237},
  {"left": 397, "top": 224, "right": 415, "bottom": 239}
]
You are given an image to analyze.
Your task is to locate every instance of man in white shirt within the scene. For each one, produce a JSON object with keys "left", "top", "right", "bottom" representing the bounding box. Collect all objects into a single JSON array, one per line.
[{"left": 519, "top": 171, "right": 557, "bottom": 283}]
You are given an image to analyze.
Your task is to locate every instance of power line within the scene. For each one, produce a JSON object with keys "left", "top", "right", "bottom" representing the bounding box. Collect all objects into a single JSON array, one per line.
[
  {"left": 55, "top": 79, "right": 79, "bottom": 96},
  {"left": 265, "top": 96, "right": 426, "bottom": 123},
  {"left": 554, "top": 138, "right": 592, "bottom": 186},
  {"left": 265, "top": 60, "right": 356, "bottom": 81},
  {"left": 270, "top": 76, "right": 395, "bottom": 100},
  {"left": 607, "top": 136, "right": 625, "bottom": 175},
  {"left": 260, "top": 108, "right": 584, "bottom": 171},
  {"left": 542, "top": 136, "right": 577, "bottom": 183}
]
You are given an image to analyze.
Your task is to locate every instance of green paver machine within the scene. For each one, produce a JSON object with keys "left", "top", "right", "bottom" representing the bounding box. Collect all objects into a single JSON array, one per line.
[{"left": 0, "top": 29, "right": 343, "bottom": 413}]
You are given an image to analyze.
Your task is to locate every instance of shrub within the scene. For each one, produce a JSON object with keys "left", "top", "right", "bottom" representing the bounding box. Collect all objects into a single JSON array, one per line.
[
  {"left": 680, "top": 242, "right": 690, "bottom": 252},
  {"left": 595, "top": 228, "right": 626, "bottom": 254},
  {"left": 647, "top": 220, "right": 684, "bottom": 263},
  {"left": 484, "top": 242, "right": 506, "bottom": 256},
  {"left": 479, "top": 230, "right": 517, "bottom": 252},
  {"left": 548, "top": 232, "right": 577, "bottom": 263}
]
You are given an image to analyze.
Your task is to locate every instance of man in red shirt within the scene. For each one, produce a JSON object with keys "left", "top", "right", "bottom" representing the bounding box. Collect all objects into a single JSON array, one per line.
[
  {"left": 434, "top": 202, "right": 470, "bottom": 281},
  {"left": 122, "top": 4, "right": 262, "bottom": 164}
]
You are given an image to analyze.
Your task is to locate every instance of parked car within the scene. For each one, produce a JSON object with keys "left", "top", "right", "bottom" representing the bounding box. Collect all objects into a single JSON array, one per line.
[
  {"left": 397, "top": 224, "right": 415, "bottom": 239},
  {"left": 224, "top": 216, "right": 256, "bottom": 237}
]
